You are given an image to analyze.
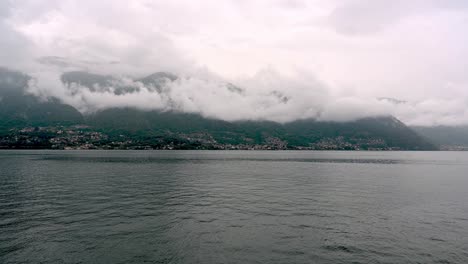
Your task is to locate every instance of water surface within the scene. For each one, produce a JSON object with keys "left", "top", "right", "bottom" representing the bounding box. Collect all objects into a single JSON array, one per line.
[{"left": 1, "top": 150, "right": 468, "bottom": 263}]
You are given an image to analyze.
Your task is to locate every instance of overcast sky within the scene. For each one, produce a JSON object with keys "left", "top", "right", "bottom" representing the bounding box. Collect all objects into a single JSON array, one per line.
[{"left": 1, "top": 0, "right": 468, "bottom": 125}]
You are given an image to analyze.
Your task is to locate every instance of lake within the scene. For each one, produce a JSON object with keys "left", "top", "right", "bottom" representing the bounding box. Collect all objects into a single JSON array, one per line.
[{"left": 1, "top": 150, "right": 468, "bottom": 263}]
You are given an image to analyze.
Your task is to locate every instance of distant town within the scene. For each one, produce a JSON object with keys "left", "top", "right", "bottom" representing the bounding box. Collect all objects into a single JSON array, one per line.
[{"left": 0, "top": 125, "right": 410, "bottom": 151}]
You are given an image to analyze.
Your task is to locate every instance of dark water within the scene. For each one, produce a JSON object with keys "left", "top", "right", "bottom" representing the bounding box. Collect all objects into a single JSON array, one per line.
[{"left": 1, "top": 151, "right": 468, "bottom": 264}]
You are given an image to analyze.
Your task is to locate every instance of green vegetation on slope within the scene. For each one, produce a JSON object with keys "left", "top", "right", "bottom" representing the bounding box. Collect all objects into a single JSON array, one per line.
[{"left": 0, "top": 68, "right": 437, "bottom": 150}]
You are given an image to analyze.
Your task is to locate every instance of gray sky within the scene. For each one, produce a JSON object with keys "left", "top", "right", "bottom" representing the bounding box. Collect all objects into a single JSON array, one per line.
[{"left": 2, "top": 0, "right": 468, "bottom": 125}]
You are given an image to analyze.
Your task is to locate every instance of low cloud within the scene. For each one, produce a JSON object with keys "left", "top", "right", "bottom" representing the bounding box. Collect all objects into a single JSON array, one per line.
[
  {"left": 23, "top": 64, "right": 468, "bottom": 126},
  {"left": 2, "top": 0, "right": 468, "bottom": 126}
]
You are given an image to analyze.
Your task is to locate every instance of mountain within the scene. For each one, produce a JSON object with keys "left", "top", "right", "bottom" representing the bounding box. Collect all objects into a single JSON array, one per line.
[
  {"left": 0, "top": 68, "right": 83, "bottom": 130},
  {"left": 411, "top": 126, "right": 468, "bottom": 150},
  {"left": 84, "top": 108, "right": 435, "bottom": 150},
  {"left": 61, "top": 71, "right": 115, "bottom": 90},
  {"left": 0, "top": 68, "right": 437, "bottom": 150}
]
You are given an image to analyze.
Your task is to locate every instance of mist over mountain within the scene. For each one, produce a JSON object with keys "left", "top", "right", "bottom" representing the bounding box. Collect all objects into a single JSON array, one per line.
[
  {"left": 412, "top": 126, "right": 468, "bottom": 150},
  {"left": 0, "top": 67, "right": 437, "bottom": 150},
  {"left": 8, "top": 64, "right": 464, "bottom": 128},
  {"left": 0, "top": 68, "right": 83, "bottom": 128},
  {"left": 2, "top": 1, "right": 468, "bottom": 127}
]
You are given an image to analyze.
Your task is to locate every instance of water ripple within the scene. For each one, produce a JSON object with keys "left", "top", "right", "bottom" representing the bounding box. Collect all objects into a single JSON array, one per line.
[{"left": 1, "top": 150, "right": 468, "bottom": 263}]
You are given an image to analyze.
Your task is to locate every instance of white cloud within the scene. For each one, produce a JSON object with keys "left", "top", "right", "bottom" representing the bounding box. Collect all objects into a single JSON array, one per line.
[{"left": 1, "top": 0, "right": 468, "bottom": 126}]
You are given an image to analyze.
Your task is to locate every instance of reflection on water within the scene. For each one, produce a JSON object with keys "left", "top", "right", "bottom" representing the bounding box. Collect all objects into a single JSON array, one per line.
[{"left": 1, "top": 150, "right": 468, "bottom": 263}]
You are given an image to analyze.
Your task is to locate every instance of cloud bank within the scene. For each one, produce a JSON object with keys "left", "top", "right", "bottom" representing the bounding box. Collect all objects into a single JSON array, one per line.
[{"left": 2, "top": 0, "right": 468, "bottom": 126}]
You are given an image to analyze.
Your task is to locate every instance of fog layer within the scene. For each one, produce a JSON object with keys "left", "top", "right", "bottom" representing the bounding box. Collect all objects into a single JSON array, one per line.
[{"left": 2, "top": 0, "right": 468, "bottom": 126}]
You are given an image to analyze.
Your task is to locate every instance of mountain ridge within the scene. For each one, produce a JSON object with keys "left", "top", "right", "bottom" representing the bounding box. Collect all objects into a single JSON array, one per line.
[
  {"left": 411, "top": 125, "right": 468, "bottom": 150},
  {"left": 0, "top": 68, "right": 437, "bottom": 150}
]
